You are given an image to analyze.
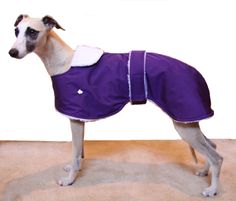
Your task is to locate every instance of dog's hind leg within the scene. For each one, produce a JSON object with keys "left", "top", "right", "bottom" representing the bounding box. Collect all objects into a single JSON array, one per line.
[
  {"left": 189, "top": 134, "right": 217, "bottom": 165},
  {"left": 58, "top": 119, "right": 85, "bottom": 186},
  {"left": 195, "top": 134, "right": 217, "bottom": 177},
  {"left": 173, "top": 121, "right": 223, "bottom": 197},
  {"left": 195, "top": 156, "right": 210, "bottom": 177}
]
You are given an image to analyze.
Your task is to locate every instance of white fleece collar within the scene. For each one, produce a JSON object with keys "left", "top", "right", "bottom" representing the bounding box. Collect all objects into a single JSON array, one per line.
[{"left": 70, "top": 45, "right": 104, "bottom": 67}]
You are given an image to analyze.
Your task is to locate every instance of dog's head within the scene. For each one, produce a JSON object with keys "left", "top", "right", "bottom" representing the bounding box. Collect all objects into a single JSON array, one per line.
[{"left": 9, "top": 15, "right": 64, "bottom": 59}]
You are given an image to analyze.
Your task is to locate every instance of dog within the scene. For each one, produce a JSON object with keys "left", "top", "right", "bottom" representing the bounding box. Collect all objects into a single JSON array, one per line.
[{"left": 8, "top": 15, "right": 223, "bottom": 197}]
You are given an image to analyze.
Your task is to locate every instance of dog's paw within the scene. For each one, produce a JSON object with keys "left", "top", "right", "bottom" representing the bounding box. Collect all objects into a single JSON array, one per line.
[
  {"left": 57, "top": 177, "right": 75, "bottom": 186},
  {"left": 195, "top": 169, "right": 208, "bottom": 177},
  {"left": 201, "top": 186, "right": 217, "bottom": 197}
]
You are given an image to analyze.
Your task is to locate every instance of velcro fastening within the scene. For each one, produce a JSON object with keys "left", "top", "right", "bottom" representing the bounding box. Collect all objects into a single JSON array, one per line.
[{"left": 128, "top": 51, "right": 147, "bottom": 105}]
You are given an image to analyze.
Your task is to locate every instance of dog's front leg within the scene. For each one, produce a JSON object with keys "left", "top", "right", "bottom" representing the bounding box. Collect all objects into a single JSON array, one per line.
[{"left": 58, "top": 119, "right": 85, "bottom": 186}]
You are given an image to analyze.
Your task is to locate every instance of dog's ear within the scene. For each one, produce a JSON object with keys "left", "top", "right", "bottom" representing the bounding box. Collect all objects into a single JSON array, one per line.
[
  {"left": 14, "top": 14, "right": 29, "bottom": 26},
  {"left": 42, "top": 15, "right": 65, "bottom": 31}
]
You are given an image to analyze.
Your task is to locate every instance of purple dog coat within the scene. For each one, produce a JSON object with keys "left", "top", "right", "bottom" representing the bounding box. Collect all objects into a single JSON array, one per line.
[{"left": 51, "top": 46, "right": 214, "bottom": 122}]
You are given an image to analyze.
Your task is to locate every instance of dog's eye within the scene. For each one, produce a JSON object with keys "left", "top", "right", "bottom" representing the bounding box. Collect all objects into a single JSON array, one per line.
[
  {"left": 15, "top": 28, "right": 19, "bottom": 37},
  {"left": 26, "top": 27, "right": 39, "bottom": 40}
]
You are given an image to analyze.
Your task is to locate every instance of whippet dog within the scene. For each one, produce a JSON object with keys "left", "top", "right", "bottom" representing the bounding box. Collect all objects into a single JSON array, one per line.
[{"left": 8, "top": 15, "right": 223, "bottom": 197}]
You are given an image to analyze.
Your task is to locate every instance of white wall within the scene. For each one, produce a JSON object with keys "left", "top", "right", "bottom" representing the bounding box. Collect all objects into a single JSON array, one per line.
[{"left": 0, "top": 0, "right": 235, "bottom": 141}]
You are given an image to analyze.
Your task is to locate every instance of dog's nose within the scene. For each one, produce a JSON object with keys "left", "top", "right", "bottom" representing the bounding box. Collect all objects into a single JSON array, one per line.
[{"left": 9, "top": 48, "right": 19, "bottom": 58}]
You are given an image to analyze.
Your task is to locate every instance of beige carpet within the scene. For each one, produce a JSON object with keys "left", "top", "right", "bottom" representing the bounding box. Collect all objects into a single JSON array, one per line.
[{"left": 0, "top": 140, "right": 235, "bottom": 201}]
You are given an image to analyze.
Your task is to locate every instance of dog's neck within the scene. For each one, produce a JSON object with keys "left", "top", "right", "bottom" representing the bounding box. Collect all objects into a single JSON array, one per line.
[{"left": 35, "top": 30, "right": 74, "bottom": 76}]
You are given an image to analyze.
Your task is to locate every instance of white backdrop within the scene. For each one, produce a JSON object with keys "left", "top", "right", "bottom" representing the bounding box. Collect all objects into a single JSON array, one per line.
[{"left": 0, "top": 0, "right": 235, "bottom": 141}]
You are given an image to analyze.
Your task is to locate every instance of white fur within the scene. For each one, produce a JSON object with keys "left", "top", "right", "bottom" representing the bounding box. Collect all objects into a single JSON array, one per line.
[
  {"left": 11, "top": 23, "right": 28, "bottom": 58},
  {"left": 71, "top": 45, "right": 104, "bottom": 67}
]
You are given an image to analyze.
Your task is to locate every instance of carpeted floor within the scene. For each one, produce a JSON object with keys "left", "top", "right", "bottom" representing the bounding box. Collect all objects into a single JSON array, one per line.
[{"left": 0, "top": 140, "right": 235, "bottom": 201}]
